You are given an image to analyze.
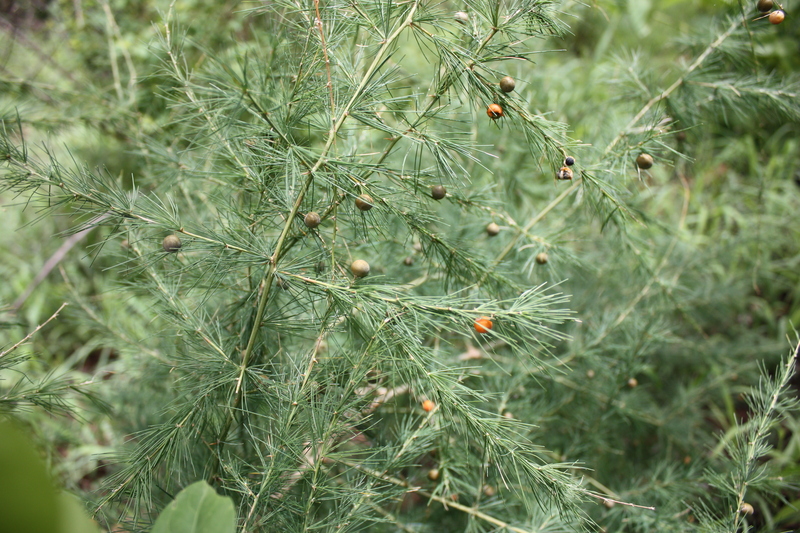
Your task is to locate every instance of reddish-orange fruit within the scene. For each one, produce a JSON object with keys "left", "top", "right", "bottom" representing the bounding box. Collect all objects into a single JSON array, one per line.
[
  {"left": 421, "top": 399, "right": 435, "bottom": 412},
  {"left": 486, "top": 103, "right": 503, "bottom": 119},
  {"left": 474, "top": 316, "right": 493, "bottom": 334},
  {"left": 769, "top": 9, "right": 785, "bottom": 24}
]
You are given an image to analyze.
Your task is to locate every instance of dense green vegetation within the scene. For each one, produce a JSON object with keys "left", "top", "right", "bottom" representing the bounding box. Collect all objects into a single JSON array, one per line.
[{"left": 1, "top": 0, "right": 799, "bottom": 532}]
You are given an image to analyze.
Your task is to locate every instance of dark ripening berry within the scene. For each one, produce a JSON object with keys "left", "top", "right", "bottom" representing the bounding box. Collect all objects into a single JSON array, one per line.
[
  {"left": 564, "top": 156, "right": 575, "bottom": 166},
  {"left": 162, "top": 234, "right": 182, "bottom": 252},
  {"left": 757, "top": 0, "right": 773, "bottom": 11},
  {"left": 431, "top": 185, "right": 446, "bottom": 200},
  {"left": 486, "top": 103, "right": 503, "bottom": 119},
  {"left": 499, "top": 76, "right": 516, "bottom": 93},
  {"left": 486, "top": 222, "right": 500, "bottom": 236},
  {"left": 304, "top": 211, "right": 321, "bottom": 228},
  {"left": 556, "top": 167, "right": 573, "bottom": 180},
  {"left": 636, "top": 153, "right": 654, "bottom": 169},
  {"left": 350, "top": 259, "right": 370, "bottom": 278},
  {"left": 535, "top": 252, "right": 548, "bottom": 265},
  {"left": 769, "top": 9, "right": 785, "bottom": 23},
  {"left": 355, "top": 194, "right": 374, "bottom": 211}
]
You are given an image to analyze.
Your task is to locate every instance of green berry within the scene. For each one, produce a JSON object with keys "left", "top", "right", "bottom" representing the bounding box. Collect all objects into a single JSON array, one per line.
[
  {"left": 636, "top": 153, "right": 654, "bottom": 169},
  {"left": 351, "top": 259, "right": 370, "bottom": 278},
  {"left": 499, "top": 76, "right": 516, "bottom": 93},
  {"left": 162, "top": 234, "right": 182, "bottom": 252},
  {"left": 355, "top": 194, "right": 374, "bottom": 211},
  {"left": 304, "top": 211, "right": 321, "bottom": 228}
]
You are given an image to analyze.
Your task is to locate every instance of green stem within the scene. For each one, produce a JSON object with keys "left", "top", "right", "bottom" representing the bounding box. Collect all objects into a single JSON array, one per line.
[{"left": 217, "top": 0, "right": 421, "bottom": 452}]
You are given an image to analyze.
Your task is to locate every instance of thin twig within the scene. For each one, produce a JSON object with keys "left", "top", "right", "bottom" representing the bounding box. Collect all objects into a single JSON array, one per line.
[
  {"left": 12, "top": 213, "right": 109, "bottom": 312},
  {"left": 0, "top": 302, "right": 68, "bottom": 360}
]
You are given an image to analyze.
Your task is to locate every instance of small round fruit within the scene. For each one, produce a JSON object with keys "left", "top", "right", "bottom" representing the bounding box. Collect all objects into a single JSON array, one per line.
[
  {"left": 740, "top": 503, "right": 754, "bottom": 515},
  {"left": 162, "top": 234, "right": 182, "bottom": 253},
  {"left": 427, "top": 468, "right": 440, "bottom": 481},
  {"left": 304, "top": 211, "right": 321, "bottom": 229},
  {"left": 486, "top": 103, "right": 503, "bottom": 119},
  {"left": 636, "top": 153, "right": 654, "bottom": 169},
  {"left": 355, "top": 194, "right": 374, "bottom": 211},
  {"left": 486, "top": 222, "right": 500, "bottom": 236},
  {"left": 586, "top": 369, "right": 596, "bottom": 379},
  {"left": 556, "top": 167, "right": 573, "bottom": 180},
  {"left": 351, "top": 259, "right": 370, "bottom": 278},
  {"left": 757, "top": 0, "right": 773, "bottom": 11},
  {"left": 769, "top": 9, "right": 785, "bottom": 23},
  {"left": 431, "top": 184, "right": 447, "bottom": 200},
  {"left": 499, "top": 76, "right": 516, "bottom": 93},
  {"left": 535, "top": 252, "right": 549, "bottom": 265},
  {"left": 454, "top": 11, "right": 469, "bottom": 23},
  {"left": 564, "top": 156, "right": 575, "bottom": 166},
  {"left": 627, "top": 377, "right": 638, "bottom": 388},
  {"left": 474, "top": 316, "right": 493, "bottom": 334},
  {"left": 403, "top": 256, "right": 414, "bottom": 266},
  {"left": 422, "top": 399, "right": 435, "bottom": 412}
]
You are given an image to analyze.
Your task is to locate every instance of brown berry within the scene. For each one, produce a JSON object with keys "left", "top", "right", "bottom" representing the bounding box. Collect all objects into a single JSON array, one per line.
[
  {"left": 486, "top": 222, "right": 500, "bottom": 236},
  {"left": 486, "top": 103, "right": 503, "bottom": 119},
  {"left": 757, "top": 0, "right": 773, "bottom": 11},
  {"left": 162, "top": 234, "right": 182, "bottom": 252},
  {"left": 427, "top": 468, "right": 440, "bottom": 481},
  {"left": 474, "top": 316, "right": 493, "bottom": 334},
  {"left": 422, "top": 399, "right": 435, "bottom": 412},
  {"left": 431, "top": 185, "right": 447, "bottom": 200},
  {"left": 304, "top": 211, "right": 321, "bottom": 228},
  {"left": 403, "top": 256, "right": 414, "bottom": 266},
  {"left": 556, "top": 167, "right": 573, "bottom": 180},
  {"left": 769, "top": 9, "right": 785, "bottom": 23},
  {"left": 355, "top": 194, "right": 374, "bottom": 211},
  {"left": 636, "top": 153, "right": 654, "bottom": 169},
  {"left": 499, "top": 76, "right": 516, "bottom": 93},
  {"left": 535, "top": 252, "right": 549, "bottom": 264},
  {"left": 351, "top": 259, "right": 370, "bottom": 278},
  {"left": 627, "top": 377, "right": 638, "bottom": 388},
  {"left": 740, "top": 503, "right": 754, "bottom": 515}
]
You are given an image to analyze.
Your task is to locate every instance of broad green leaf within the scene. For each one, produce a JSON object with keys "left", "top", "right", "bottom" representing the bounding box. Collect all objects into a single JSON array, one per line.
[
  {"left": 0, "top": 420, "right": 58, "bottom": 533},
  {"left": 57, "top": 492, "right": 101, "bottom": 533},
  {"left": 150, "top": 481, "right": 236, "bottom": 533},
  {"left": 0, "top": 420, "right": 100, "bottom": 533}
]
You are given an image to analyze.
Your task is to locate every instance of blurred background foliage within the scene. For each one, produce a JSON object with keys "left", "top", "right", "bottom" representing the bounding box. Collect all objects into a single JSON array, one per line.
[{"left": 0, "top": 0, "right": 799, "bottom": 531}]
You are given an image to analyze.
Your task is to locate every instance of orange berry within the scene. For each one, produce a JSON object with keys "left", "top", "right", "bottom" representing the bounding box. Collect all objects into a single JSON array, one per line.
[
  {"left": 486, "top": 103, "right": 503, "bottom": 119},
  {"left": 769, "top": 9, "right": 785, "bottom": 24},
  {"left": 421, "top": 399, "right": 435, "bottom": 412},
  {"left": 474, "top": 316, "right": 493, "bottom": 334}
]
